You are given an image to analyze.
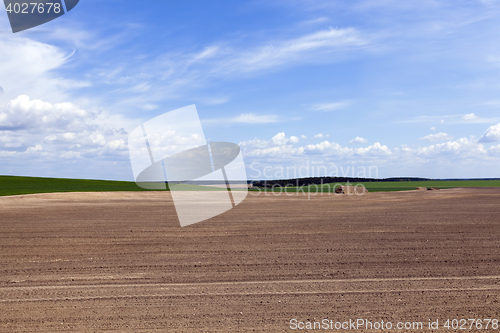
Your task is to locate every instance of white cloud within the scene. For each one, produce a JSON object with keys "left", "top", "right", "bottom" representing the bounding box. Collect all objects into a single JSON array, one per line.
[
  {"left": 221, "top": 28, "right": 369, "bottom": 74},
  {"left": 232, "top": 113, "right": 279, "bottom": 124},
  {"left": 463, "top": 113, "right": 478, "bottom": 122},
  {"left": 430, "top": 127, "right": 436, "bottom": 131},
  {"left": 0, "top": 35, "right": 87, "bottom": 104},
  {"left": 354, "top": 142, "right": 391, "bottom": 156},
  {"left": 91, "top": 28, "right": 372, "bottom": 112},
  {"left": 142, "top": 104, "right": 158, "bottom": 110},
  {"left": 0, "top": 95, "right": 89, "bottom": 131},
  {"left": 312, "top": 133, "right": 329, "bottom": 139},
  {"left": 238, "top": 138, "right": 270, "bottom": 149},
  {"left": 301, "top": 17, "right": 330, "bottom": 25},
  {"left": 203, "top": 113, "right": 279, "bottom": 125},
  {"left": 404, "top": 114, "right": 497, "bottom": 125},
  {"left": 244, "top": 144, "right": 304, "bottom": 159},
  {"left": 400, "top": 115, "right": 456, "bottom": 124},
  {"left": 310, "top": 101, "right": 351, "bottom": 112},
  {"left": 240, "top": 132, "right": 301, "bottom": 150},
  {"left": 489, "top": 144, "right": 500, "bottom": 155},
  {"left": 0, "top": 95, "right": 129, "bottom": 161},
  {"left": 26, "top": 144, "right": 42, "bottom": 153},
  {"left": 484, "top": 100, "right": 500, "bottom": 107},
  {"left": 203, "top": 97, "right": 229, "bottom": 105},
  {"left": 413, "top": 138, "right": 486, "bottom": 157},
  {"left": 304, "top": 141, "right": 351, "bottom": 155},
  {"left": 241, "top": 132, "right": 495, "bottom": 179},
  {"left": 459, "top": 113, "right": 496, "bottom": 124},
  {"left": 192, "top": 46, "right": 219, "bottom": 62},
  {"left": 348, "top": 136, "right": 368, "bottom": 144},
  {"left": 420, "top": 132, "right": 454, "bottom": 142},
  {"left": 479, "top": 123, "right": 500, "bottom": 142},
  {"left": 271, "top": 132, "right": 299, "bottom": 145},
  {"left": 240, "top": 133, "right": 390, "bottom": 161}
]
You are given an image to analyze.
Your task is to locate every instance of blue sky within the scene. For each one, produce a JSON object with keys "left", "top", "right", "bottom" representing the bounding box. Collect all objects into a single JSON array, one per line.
[{"left": 1, "top": 0, "right": 500, "bottom": 180}]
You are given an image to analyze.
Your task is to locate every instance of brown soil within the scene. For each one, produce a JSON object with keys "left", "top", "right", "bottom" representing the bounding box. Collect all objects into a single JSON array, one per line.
[{"left": 0, "top": 188, "right": 499, "bottom": 332}]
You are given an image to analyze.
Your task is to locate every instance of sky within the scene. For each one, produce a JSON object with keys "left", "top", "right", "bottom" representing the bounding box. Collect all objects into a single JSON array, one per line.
[{"left": 1, "top": 0, "right": 500, "bottom": 180}]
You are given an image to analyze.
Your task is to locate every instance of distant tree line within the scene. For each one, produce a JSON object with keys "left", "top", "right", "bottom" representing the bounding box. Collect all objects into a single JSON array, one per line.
[{"left": 251, "top": 177, "right": 431, "bottom": 188}]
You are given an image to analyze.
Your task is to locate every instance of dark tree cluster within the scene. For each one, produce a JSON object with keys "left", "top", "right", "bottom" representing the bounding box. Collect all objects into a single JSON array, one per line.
[{"left": 252, "top": 177, "right": 431, "bottom": 188}]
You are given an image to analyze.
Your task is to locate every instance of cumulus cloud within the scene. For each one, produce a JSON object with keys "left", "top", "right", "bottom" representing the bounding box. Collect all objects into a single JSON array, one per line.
[
  {"left": 241, "top": 131, "right": 494, "bottom": 179},
  {"left": 463, "top": 113, "right": 478, "bottom": 122},
  {"left": 489, "top": 144, "right": 500, "bottom": 155},
  {"left": 479, "top": 123, "right": 500, "bottom": 142},
  {"left": 0, "top": 95, "right": 128, "bottom": 161},
  {"left": 240, "top": 132, "right": 389, "bottom": 161},
  {"left": 459, "top": 113, "right": 496, "bottom": 124},
  {"left": 354, "top": 142, "right": 391, "bottom": 156},
  {"left": 240, "top": 132, "right": 300, "bottom": 149},
  {"left": 348, "top": 136, "right": 368, "bottom": 144},
  {"left": 304, "top": 141, "right": 351, "bottom": 155},
  {"left": 312, "top": 133, "right": 329, "bottom": 139},
  {"left": 0, "top": 95, "right": 90, "bottom": 131},
  {"left": 401, "top": 137, "right": 486, "bottom": 158},
  {"left": 269, "top": 132, "right": 299, "bottom": 145},
  {"left": 420, "top": 132, "right": 454, "bottom": 142}
]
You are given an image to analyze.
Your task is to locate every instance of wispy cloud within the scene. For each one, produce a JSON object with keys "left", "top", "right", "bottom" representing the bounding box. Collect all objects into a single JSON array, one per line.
[
  {"left": 142, "top": 104, "right": 158, "bottom": 110},
  {"left": 203, "top": 97, "right": 230, "bottom": 105},
  {"left": 231, "top": 113, "right": 279, "bottom": 124},
  {"left": 0, "top": 35, "right": 79, "bottom": 103},
  {"left": 310, "top": 101, "right": 351, "bottom": 112},
  {"left": 402, "top": 113, "right": 498, "bottom": 124},
  {"left": 301, "top": 17, "right": 330, "bottom": 25},
  {"left": 86, "top": 27, "right": 372, "bottom": 112},
  {"left": 203, "top": 113, "right": 279, "bottom": 125},
  {"left": 483, "top": 100, "right": 500, "bottom": 106},
  {"left": 218, "top": 28, "right": 370, "bottom": 74}
]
